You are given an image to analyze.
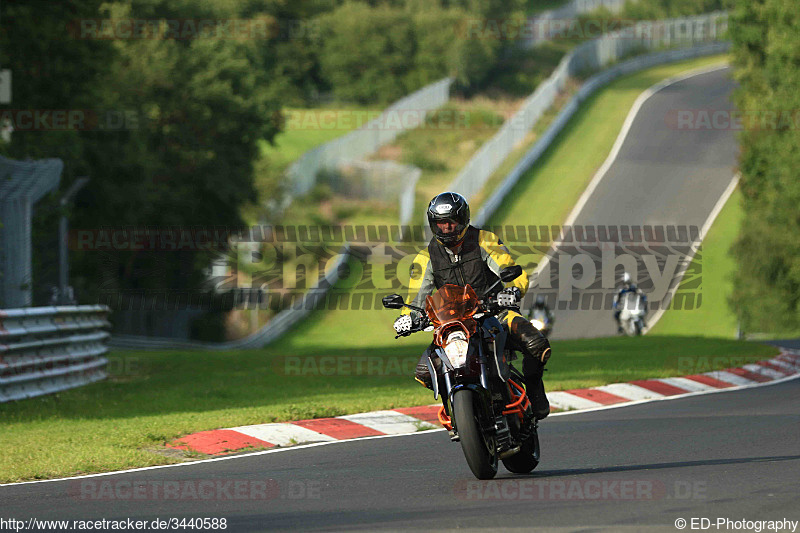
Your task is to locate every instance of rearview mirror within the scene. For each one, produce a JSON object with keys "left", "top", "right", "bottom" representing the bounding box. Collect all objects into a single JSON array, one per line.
[
  {"left": 500, "top": 265, "right": 522, "bottom": 283},
  {"left": 382, "top": 294, "right": 405, "bottom": 309}
]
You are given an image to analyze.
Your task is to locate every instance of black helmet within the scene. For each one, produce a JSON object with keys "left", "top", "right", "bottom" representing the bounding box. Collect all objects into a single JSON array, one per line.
[
  {"left": 427, "top": 192, "right": 470, "bottom": 246},
  {"left": 534, "top": 295, "right": 546, "bottom": 308}
]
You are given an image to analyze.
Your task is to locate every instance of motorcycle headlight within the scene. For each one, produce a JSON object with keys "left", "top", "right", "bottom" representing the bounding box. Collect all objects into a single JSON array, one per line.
[
  {"left": 443, "top": 331, "right": 469, "bottom": 368},
  {"left": 530, "top": 319, "right": 545, "bottom": 331}
]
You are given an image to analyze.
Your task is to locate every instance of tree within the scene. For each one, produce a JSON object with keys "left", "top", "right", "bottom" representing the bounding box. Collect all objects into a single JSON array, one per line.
[{"left": 728, "top": 0, "right": 800, "bottom": 331}]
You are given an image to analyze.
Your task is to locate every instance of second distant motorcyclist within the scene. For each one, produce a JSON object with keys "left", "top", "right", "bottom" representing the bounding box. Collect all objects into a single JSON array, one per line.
[
  {"left": 527, "top": 295, "right": 554, "bottom": 337},
  {"left": 613, "top": 272, "right": 648, "bottom": 333}
]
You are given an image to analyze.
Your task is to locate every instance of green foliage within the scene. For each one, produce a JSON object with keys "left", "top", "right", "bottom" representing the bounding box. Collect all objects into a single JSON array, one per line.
[
  {"left": 728, "top": 0, "right": 800, "bottom": 332},
  {"left": 318, "top": 3, "right": 417, "bottom": 104},
  {"left": 0, "top": 1, "right": 284, "bottom": 303},
  {"left": 475, "top": 41, "right": 569, "bottom": 97},
  {"left": 316, "top": 1, "right": 529, "bottom": 103}
]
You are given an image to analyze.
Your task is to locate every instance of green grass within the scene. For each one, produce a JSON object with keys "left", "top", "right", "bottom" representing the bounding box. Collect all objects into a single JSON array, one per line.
[
  {"left": 0, "top": 336, "right": 777, "bottom": 483},
  {"left": 650, "top": 189, "right": 742, "bottom": 338},
  {"left": 260, "top": 107, "right": 379, "bottom": 168}
]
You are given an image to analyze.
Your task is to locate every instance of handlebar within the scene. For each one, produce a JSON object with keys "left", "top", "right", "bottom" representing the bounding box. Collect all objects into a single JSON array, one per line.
[{"left": 394, "top": 298, "right": 519, "bottom": 339}]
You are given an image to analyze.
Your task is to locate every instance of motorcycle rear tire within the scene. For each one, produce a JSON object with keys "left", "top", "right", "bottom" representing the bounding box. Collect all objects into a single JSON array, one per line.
[{"left": 453, "top": 390, "right": 498, "bottom": 480}]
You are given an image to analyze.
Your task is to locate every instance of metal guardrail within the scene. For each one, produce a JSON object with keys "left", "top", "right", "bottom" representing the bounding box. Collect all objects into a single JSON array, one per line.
[{"left": 0, "top": 305, "right": 111, "bottom": 402}]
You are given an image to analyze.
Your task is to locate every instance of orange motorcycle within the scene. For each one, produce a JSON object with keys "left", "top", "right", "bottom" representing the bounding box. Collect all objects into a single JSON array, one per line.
[{"left": 383, "top": 266, "right": 540, "bottom": 480}]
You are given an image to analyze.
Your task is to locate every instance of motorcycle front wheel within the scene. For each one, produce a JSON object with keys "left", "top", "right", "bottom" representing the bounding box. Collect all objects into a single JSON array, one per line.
[
  {"left": 452, "top": 390, "right": 498, "bottom": 480},
  {"left": 502, "top": 429, "right": 540, "bottom": 474}
]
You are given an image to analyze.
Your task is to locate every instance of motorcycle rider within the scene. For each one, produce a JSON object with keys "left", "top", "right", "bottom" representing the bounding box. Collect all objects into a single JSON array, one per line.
[
  {"left": 527, "top": 295, "right": 554, "bottom": 336},
  {"left": 393, "top": 192, "right": 552, "bottom": 420},
  {"left": 613, "top": 272, "right": 648, "bottom": 333}
]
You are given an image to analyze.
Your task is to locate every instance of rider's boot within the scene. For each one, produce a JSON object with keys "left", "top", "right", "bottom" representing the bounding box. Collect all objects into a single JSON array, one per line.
[{"left": 524, "top": 358, "right": 550, "bottom": 420}]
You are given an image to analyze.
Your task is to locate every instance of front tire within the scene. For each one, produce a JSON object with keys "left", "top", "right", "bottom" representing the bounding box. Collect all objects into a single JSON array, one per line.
[
  {"left": 502, "top": 430, "right": 540, "bottom": 474},
  {"left": 452, "top": 390, "right": 498, "bottom": 480}
]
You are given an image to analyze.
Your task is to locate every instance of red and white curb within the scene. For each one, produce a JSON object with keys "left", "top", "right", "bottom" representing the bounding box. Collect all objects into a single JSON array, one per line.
[{"left": 168, "top": 351, "right": 800, "bottom": 456}]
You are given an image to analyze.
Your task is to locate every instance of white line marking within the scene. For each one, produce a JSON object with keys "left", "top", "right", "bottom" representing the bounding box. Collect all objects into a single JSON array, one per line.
[
  {"left": 646, "top": 171, "right": 740, "bottom": 331},
  {"left": 3, "top": 370, "right": 797, "bottom": 488},
  {"left": 228, "top": 423, "right": 336, "bottom": 446}
]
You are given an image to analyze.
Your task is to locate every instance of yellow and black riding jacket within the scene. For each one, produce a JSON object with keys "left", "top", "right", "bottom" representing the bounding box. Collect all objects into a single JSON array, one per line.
[{"left": 401, "top": 226, "right": 528, "bottom": 318}]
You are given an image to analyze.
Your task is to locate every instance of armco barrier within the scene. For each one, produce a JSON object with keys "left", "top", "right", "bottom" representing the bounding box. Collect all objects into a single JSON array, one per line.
[
  {"left": 109, "top": 244, "right": 351, "bottom": 351},
  {"left": 472, "top": 40, "right": 731, "bottom": 227},
  {"left": 0, "top": 305, "right": 111, "bottom": 402}
]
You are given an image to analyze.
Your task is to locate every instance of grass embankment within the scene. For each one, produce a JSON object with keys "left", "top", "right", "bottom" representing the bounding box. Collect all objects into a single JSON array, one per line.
[
  {"left": 649, "top": 189, "right": 742, "bottom": 338},
  {"left": 0, "top": 337, "right": 777, "bottom": 483}
]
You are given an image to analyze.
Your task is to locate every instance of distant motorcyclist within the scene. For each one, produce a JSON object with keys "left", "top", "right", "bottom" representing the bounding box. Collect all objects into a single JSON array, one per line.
[
  {"left": 613, "top": 272, "right": 648, "bottom": 333},
  {"left": 526, "top": 295, "right": 554, "bottom": 337},
  {"left": 393, "top": 192, "right": 552, "bottom": 420}
]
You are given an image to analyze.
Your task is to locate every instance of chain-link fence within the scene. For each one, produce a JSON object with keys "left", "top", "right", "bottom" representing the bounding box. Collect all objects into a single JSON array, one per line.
[
  {"left": 449, "top": 11, "right": 729, "bottom": 205},
  {"left": 0, "top": 156, "right": 63, "bottom": 308},
  {"left": 329, "top": 160, "right": 421, "bottom": 228}
]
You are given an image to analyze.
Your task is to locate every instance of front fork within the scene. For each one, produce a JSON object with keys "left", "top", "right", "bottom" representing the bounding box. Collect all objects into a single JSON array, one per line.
[{"left": 443, "top": 344, "right": 509, "bottom": 450}]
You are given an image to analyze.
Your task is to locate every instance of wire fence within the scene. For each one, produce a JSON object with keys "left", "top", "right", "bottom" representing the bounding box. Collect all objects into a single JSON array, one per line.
[{"left": 472, "top": 40, "right": 730, "bottom": 227}]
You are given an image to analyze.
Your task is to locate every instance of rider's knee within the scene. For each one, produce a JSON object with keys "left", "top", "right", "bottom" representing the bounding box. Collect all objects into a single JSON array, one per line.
[{"left": 509, "top": 315, "right": 551, "bottom": 363}]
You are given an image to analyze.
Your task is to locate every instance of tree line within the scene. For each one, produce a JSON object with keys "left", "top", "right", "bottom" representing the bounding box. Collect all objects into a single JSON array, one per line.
[{"left": 0, "top": 0, "right": 524, "bottom": 308}]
